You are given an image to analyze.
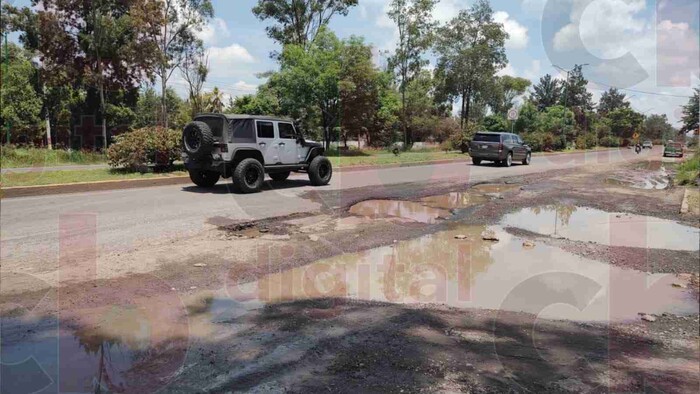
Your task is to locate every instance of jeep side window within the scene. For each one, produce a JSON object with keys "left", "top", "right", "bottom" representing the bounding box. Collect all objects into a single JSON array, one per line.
[
  {"left": 257, "top": 121, "right": 274, "bottom": 139},
  {"left": 278, "top": 123, "right": 296, "bottom": 139}
]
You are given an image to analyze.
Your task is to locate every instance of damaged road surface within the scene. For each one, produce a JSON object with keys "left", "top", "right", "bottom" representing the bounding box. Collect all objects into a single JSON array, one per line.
[{"left": 1, "top": 151, "right": 699, "bottom": 393}]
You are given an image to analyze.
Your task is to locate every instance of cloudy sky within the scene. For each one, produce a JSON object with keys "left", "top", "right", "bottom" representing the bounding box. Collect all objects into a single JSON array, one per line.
[{"left": 10, "top": 0, "right": 699, "bottom": 125}]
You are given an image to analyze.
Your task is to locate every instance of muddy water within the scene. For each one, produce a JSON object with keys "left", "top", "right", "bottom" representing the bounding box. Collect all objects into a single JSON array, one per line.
[
  {"left": 606, "top": 167, "right": 670, "bottom": 190},
  {"left": 348, "top": 200, "right": 451, "bottom": 224},
  {"left": 420, "top": 192, "right": 487, "bottom": 210},
  {"left": 501, "top": 206, "right": 700, "bottom": 251},
  {"left": 471, "top": 184, "right": 520, "bottom": 194},
  {"left": 229, "top": 226, "right": 697, "bottom": 322}
]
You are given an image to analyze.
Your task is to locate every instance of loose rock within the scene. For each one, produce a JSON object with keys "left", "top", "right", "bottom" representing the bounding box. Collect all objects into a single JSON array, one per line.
[
  {"left": 641, "top": 314, "right": 657, "bottom": 322},
  {"left": 481, "top": 230, "right": 499, "bottom": 242},
  {"left": 454, "top": 235, "right": 468, "bottom": 240},
  {"left": 193, "top": 263, "right": 207, "bottom": 268},
  {"left": 522, "top": 240, "right": 536, "bottom": 249}
]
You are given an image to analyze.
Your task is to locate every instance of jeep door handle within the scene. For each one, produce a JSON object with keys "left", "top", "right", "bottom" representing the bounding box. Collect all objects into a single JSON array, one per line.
[
  {"left": 279, "top": 142, "right": 286, "bottom": 146},
  {"left": 259, "top": 143, "right": 266, "bottom": 146}
]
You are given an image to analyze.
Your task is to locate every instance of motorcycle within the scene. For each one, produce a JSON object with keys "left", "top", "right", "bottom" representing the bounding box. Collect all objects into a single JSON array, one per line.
[{"left": 635, "top": 144, "right": 642, "bottom": 154}]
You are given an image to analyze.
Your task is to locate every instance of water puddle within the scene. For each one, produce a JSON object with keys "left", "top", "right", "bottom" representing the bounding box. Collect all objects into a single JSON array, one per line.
[
  {"left": 229, "top": 226, "right": 697, "bottom": 322},
  {"left": 420, "top": 192, "right": 487, "bottom": 210},
  {"left": 348, "top": 200, "right": 451, "bottom": 224},
  {"left": 501, "top": 206, "right": 700, "bottom": 251},
  {"left": 0, "top": 306, "right": 188, "bottom": 393},
  {"left": 606, "top": 167, "right": 670, "bottom": 190},
  {"left": 471, "top": 184, "right": 520, "bottom": 194}
]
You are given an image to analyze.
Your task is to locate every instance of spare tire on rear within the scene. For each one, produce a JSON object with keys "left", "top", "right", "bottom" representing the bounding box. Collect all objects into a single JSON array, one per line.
[{"left": 182, "top": 121, "right": 214, "bottom": 159}]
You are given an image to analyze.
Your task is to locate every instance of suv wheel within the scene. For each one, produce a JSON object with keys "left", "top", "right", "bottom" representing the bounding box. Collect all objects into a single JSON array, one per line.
[
  {"left": 308, "top": 156, "right": 333, "bottom": 186},
  {"left": 233, "top": 158, "right": 265, "bottom": 193},
  {"left": 522, "top": 152, "right": 531, "bottom": 166},
  {"left": 182, "top": 121, "right": 215, "bottom": 159},
  {"left": 472, "top": 158, "right": 481, "bottom": 165},
  {"left": 503, "top": 152, "right": 513, "bottom": 167},
  {"left": 270, "top": 171, "right": 291, "bottom": 182},
  {"left": 189, "top": 170, "right": 220, "bottom": 188}
]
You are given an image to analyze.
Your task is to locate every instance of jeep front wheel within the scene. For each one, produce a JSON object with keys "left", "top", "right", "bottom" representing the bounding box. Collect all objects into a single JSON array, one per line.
[
  {"left": 189, "top": 170, "right": 220, "bottom": 188},
  {"left": 269, "top": 171, "right": 291, "bottom": 182},
  {"left": 308, "top": 156, "right": 333, "bottom": 186},
  {"left": 233, "top": 158, "right": 265, "bottom": 193}
]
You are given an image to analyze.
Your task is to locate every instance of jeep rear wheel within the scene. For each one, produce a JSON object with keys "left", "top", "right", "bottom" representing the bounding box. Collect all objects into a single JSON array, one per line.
[
  {"left": 183, "top": 121, "right": 214, "bottom": 159},
  {"left": 308, "top": 156, "right": 332, "bottom": 186},
  {"left": 233, "top": 158, "right": 265, "bottom": 193},
  {"left": 269, "top": 171, "right": 291, "bottom": 182},
  {"left": 189, "top": 170, "right": 220, "bottom": 188}
]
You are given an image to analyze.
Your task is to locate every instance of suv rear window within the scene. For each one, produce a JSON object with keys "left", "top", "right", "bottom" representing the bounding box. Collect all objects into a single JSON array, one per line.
[
  {"left": 473, "top": 134, "right": 501, "bottom": 143},
  {"left": 196, "top": 116, "right": 224, "bottom": 138}
]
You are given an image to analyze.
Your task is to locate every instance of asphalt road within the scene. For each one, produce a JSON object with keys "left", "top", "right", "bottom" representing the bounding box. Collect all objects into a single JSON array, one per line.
[{"left": 1, "top": 149, "right": 649, "bottom": 265}]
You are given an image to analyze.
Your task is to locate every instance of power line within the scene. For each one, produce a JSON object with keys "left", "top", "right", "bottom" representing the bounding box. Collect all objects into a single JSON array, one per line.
[{"left": 588, "top": 81, "right": 693, "bottom": 99}]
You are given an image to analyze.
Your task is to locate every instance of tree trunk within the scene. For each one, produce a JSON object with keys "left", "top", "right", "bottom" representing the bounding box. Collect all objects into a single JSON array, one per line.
[
  {"left": 161, "top": 65, "right": 168, "bottom": 129},
  {"left": 98, "top": 69, "right": 107, "bottom": 151},
  {"left": 464, "top": 87, "right": 472, "bottom": 127}
]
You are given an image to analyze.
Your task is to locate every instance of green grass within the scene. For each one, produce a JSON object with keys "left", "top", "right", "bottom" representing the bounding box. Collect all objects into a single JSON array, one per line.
[
  {"left": 0, "top": 147, "right": 107, "bottom": 168},
  {"left": 675, "top": 151, "right": 700, "bottom": 186},
  {"left": 328, "top": 150, "right": 465, "bottom": 167},
  {"left": 2, "top": 167, "right": 188, "bottom": 188}
]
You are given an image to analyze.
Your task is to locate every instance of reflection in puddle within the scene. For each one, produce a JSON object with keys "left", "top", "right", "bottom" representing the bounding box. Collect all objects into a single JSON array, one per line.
[
  {"left": 502, "top": 206, "right": 700, "bottom": 251},
  {"left": 471, "top": 184, "right": 520, "bottom": 194},
  {"left": 348, "top": 200, "right": 451, "bottom": 224},
  {"left": 230, "top": 226, "right": 697, "bottom": 322},
  {"left": 420, "top": 192, "right": 487, "bottom": 210},
  {"left": 1, "top": 303, "right": 188, "bottom": 393},
  {"left": 606, "top": 167, "right": 670, "bottom": 190}
]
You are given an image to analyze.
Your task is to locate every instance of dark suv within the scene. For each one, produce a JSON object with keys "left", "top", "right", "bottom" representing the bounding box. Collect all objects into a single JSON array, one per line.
[{"left": 469, "top": 132, "right": 532, "bottom": 167}]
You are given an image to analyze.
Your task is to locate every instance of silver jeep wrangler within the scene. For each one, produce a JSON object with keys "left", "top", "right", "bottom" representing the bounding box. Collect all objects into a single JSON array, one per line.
[{"left": 182, "top": 114, "right": 333, "bottom": 193}]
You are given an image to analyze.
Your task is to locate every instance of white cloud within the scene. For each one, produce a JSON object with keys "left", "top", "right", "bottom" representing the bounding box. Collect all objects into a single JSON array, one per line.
[
  {"left": 494, "top": 11, "right": 529, "bottom": 50},
  {"left": 497, "top": 64, "right": 517, "bottom": 77},
  {"left": 207, "top": 44, "right": 255, "bottom": 76},
  {"left": 197, "top": 18, "right": 231, "bottom": 46}
]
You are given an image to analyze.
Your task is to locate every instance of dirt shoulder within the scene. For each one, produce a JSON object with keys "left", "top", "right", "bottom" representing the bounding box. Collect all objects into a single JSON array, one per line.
[{"left": 1, "top": 156, "right": 697, "bottom": 393}]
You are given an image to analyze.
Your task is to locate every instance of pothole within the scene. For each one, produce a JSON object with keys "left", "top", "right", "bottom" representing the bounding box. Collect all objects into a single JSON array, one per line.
[
  {"left": 227, "top": 226, "right": 698, "bottom": 322},
  {"left": 471, "top": 184, "right": 520, "bottom": 194},
  {"left": 501, "top": 206, "right": 699, "bottom": 251},
  {"left": 420, "top": 192, "right": 487, "bottom": 210},
  {"left": 606, "top": 167, "right": 670, "bottom": 190},
  {"left": 348, "top": 200, "right": 451, "bottom": 224}
]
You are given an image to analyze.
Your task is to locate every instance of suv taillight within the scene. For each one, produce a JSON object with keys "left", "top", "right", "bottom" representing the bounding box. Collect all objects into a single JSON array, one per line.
[
  {"left": 498, "top": 143, "right": 504, "bottom": 152},
  {"left": 215, "top": 143, "right": 228, "bottom": 153}
]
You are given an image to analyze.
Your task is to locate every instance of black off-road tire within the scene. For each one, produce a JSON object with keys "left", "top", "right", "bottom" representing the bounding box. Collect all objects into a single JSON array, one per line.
[
  {"left": 189, "top": 170, "right": 220, "bottom": 188},
  {"left": 308, "top": 156, "right": 333, "bottom": 186},
  {"left": 269, "top": 171, "right": 291, "bottom": 182},
  {"left": 233, "top": 158, "right": 265, "bottom": 193},
  {"left": 182, "top": 121, "right": 214, "bottom": 159},
  {"left": 472, "top": 158, "right": 482, "bottom": 165}
]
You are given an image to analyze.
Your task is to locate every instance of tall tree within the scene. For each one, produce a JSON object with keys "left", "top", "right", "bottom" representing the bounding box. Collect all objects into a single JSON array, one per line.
[
  {"left": 156, "top": 0, "right": 213, "bottom": 129},
  {"left": 388, "top": 0, "right": 437, "bottom": 146},
  {"left": 434, "top": 0, "right": 507, "bottom": 129},
  {"left": 37, "top": 0, "right": 161, "bottom": 148},
  {"left": 604, "top": 107, "right": 644, "bottom": 140},
  {"left": 204, "top": 87, "right": 225, "bottom": 112},
  {"left": 680, "top": 87, "right": 699, "bottom": 135},
  {"left": 0, "top": 43, "right": 42, "bottom": 140},
  {"left": 270, "top": 27, "right": 342, "bottom": 149},
  {"left": 531, "top": 74, "right": 562, "bottom": 111},
  {"left": 489, "top": 75, "right": 531, "bottom": 116},
  {"left": 252, "top": 0, "right": 358, "bottom": 49},
  {"left": 181, "top": 48, "right": 209, "bottom": 117},
  {"left": 643, "top": 114, "right": 674, "bottom": 141},
  {"left": 598, "top": 87, "right": 629, "bottom": 115},
  {"left": 339, "top": 37, "right": 382, "bottom": 148},
  {"left": 561, "top": 64, "right": 594, "bottom": 111}
]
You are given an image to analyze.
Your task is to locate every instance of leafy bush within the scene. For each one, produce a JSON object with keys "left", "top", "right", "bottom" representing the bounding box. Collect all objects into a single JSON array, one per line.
[
  {"left": 676, "top": 151, "right": 699, "bottom": 186},
  {"left": 575, "top": 133, "right": 598, "bottom": 149},
  {"left": 107, "top": 127, "right": 181, "bottom": 171},
  {"left": 599, "top": 136, "right": 621, "bottom": 147},
  {"left": 523, "top": 132, "right": 559, "bottom": 152}
]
